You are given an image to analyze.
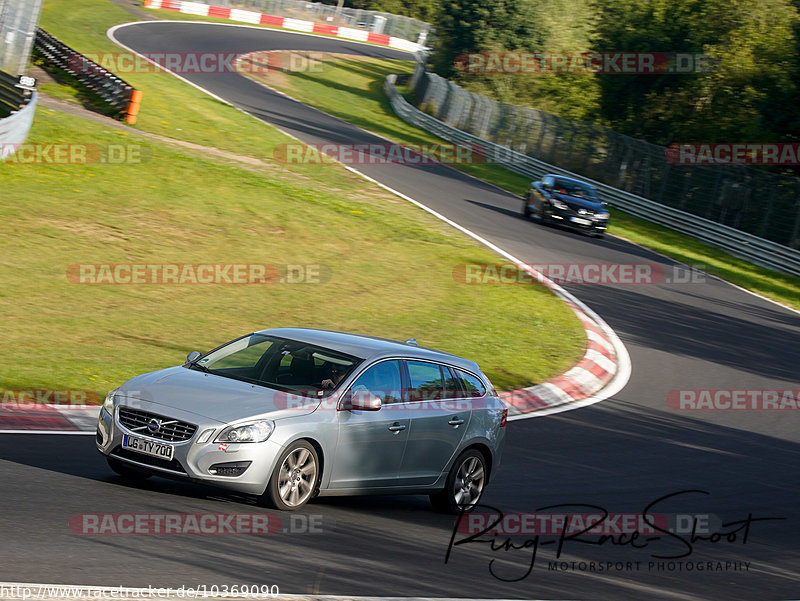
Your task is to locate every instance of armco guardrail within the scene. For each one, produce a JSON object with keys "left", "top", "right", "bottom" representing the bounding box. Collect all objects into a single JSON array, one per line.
[
  {"left": 385, "top": 74, "right": 800, "bottom": 278},
  {"left": 0, "top": 71, "right": 37, "bottom": 161},
  {"left": 34, "top": 28, "right": 142, "bottom": 124},
  {"left": 0, "top": 70, "right": 33, "bottom": 116}
]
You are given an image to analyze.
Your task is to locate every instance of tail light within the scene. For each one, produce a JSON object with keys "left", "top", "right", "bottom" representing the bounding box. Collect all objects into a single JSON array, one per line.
[{"left": 500, "top": 408, "right": 508, "bottom": 427}]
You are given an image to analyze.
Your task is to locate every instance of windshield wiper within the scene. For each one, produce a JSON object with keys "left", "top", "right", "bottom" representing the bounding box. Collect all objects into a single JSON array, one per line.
[{"left": 187, "top": 361, "right": 211, "bottom": 373}]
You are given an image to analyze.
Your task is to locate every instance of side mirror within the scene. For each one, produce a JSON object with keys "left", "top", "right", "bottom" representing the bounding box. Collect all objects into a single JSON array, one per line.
[
  {"left": 341, "top": 390, "right": 382, "bottom": 411},
  {"left": 186, "top": 351, "right": 202, "bottom": 364}
]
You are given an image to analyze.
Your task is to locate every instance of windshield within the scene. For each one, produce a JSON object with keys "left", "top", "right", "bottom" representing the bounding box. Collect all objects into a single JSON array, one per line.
[
  {"left": 188, "top": 334, "right": 362, "bottom": 397},
  {"left": 553, "top": 180, "right": 600, "bottom": 202}
]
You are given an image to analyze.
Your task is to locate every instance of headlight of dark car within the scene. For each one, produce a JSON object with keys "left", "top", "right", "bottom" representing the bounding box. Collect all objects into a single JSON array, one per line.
[{"left": 551, "top": 199, "right": 569, "bottom": 210}]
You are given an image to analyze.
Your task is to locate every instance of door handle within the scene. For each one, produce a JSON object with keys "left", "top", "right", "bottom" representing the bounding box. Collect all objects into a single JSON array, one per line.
[
  {"left": 448, "top": 417, "right": 465, "bottom": 427},
  {"left": 388, "top": 423, "right": 406, "bottom": 433}
]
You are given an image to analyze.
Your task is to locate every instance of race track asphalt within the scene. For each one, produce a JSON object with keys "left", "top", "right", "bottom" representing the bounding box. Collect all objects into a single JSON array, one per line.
[{"left": 1, "top": 21, "right": 798, "bottom": 601}]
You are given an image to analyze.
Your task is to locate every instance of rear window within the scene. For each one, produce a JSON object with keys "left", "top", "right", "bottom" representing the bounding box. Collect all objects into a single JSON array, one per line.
[{"left": 456, "top": 370, "right": 487, "bottom": 398}]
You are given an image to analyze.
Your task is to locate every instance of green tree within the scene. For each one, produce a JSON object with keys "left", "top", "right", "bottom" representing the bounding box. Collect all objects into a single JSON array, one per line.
[
  {"left": 430, "top": 0, "right": 545, "bottom": 77},
  {"left": 335, "top": 0, "right": 439, "bottom": 21},
  {"left": 592, "top": 0, "right": 800, "bottom": 145}
]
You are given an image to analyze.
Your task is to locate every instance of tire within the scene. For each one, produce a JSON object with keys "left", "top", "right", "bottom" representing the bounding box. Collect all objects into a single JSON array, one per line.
[
  {"left": 107, "top": 456, "right": 151, "bottom": 481},
  {"left": 539, "top": 207, "right": 550, "bottom": 225},
  {"left": 429, "top": 449, "right": 488, "bottom": 514},
  {"left": 522, "top": 200, "right": 531, "bottom": 219},
  {"left": 264, "top": 440, "right": 319, "bottom": 511}
]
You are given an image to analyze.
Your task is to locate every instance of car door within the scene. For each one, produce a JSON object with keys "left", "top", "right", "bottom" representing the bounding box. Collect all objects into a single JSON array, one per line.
[
  {"left": 328, "top": 359, "right": 413, "bottom": 489},
  {"left": 396, "top": 361, "right": 472, "bottom": 486}
]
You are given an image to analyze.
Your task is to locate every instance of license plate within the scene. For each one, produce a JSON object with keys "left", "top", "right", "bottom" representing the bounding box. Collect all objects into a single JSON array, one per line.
[
  {"left": 122, "top": 434, "right": 174, "bottom": 461},
  {"left": 570, "top": 217, "right": 592, "bottom": 226}
]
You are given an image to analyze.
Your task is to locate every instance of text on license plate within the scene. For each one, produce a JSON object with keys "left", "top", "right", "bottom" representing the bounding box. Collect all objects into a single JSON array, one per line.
[
  {"left": 570, "top": 217, "right": 592, "bottom": 226},
  {"left": 122, "top": 434, "right": 174, "bottom": 460}
]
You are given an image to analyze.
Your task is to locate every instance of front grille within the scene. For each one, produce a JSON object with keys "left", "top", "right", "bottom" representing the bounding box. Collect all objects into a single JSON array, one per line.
[
  {"left": 118, "top": 406, "right": 197, "bottom": 442},
  {"left": 111, "top": 446, "right": 187, "bottom": 473}
]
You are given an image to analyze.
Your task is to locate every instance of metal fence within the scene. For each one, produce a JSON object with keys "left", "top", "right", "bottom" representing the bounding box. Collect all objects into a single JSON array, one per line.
[
  {"left": 0, "top": 0, "right": 43, "bottom": 75},
  {"left": 0, "top": 0, "right": 41, "bottom": 158},
  {"left": 0, "top": 85, "right": 37, "bottom": 161},
  {"left": 193, "top": 0, "right": 431, "bottom": 43},
  {"left": 410, "top": 63, "right": 800, "bottom": 250},
  {"left": 34, "top": 29, "right": 140, "bottom": 122},
  {"left": 386, "top": 73, "right": 800, "bottom": 277}
]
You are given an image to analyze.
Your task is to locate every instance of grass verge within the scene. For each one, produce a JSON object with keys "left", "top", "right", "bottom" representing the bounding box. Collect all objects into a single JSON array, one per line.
[{"left": 0, "top": 0, "right": 587, "bottom": 396}]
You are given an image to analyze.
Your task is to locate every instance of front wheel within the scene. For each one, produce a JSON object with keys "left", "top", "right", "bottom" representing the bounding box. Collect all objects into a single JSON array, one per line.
[
  {"left": 264, "top": 441, "right": 319, "bottom": 511},
  {"left": 430, "top": 449, "right": 487, "bottom": 514}
]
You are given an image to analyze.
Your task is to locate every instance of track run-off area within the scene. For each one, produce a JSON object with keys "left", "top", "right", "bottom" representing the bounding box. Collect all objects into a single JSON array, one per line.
[{"left": 1, "top": 20, "right": 799, "bottom": 601}]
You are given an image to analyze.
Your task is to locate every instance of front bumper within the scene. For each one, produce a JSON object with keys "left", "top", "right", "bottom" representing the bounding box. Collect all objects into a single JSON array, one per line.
[
  {"left": 96, "top": 404, "right": 281, "bottom": 495},
  {"left": 547, "top": 206, "right": 608, "bottom": 233}
]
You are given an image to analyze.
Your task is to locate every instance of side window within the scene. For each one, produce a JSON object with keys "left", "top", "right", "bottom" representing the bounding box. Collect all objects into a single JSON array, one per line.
[
  {"left": 456, "top": 370, "right": 487, "bottom": 398},
  {"left": 406, "top": 360, "right": 444, "bottom": 402},
  {"left": 442, "top": 366, "right": 463, "bottom": 399},
  {"left": 349, "top": 360, "right": 403, "bottom": 405}
]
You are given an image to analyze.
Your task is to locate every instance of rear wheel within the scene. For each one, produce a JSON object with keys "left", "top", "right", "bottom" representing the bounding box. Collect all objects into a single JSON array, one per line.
[
  {"left": 106, "top": 456, "right": 151, "bottom": 481},
  {"left": 430, "top": 449, "right": 487, "bottom": 514},
  {"left": 264, "top": 440, "right": 319, "bottom": 511},
  {"left": 522, "top": 199, "right": 532, "bottom": 218}
]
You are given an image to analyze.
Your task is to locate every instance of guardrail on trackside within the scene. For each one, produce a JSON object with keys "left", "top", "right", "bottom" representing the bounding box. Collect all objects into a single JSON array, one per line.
[
  {"left": 34, "top": 28, "right": 142, "bottom": 124},
  {"left": 384, "top": 74, "right": 800, "bottom": 278},
  {"left": 0, "top": 71, "right": 37, "bottom": 161},
  {"left": 142, "top": 0, "right": 423, "bottom": 53}
]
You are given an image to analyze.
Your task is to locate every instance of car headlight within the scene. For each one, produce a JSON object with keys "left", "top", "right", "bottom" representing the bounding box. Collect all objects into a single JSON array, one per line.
[
  {"left": 595, "top": 212, "right": 610, "bottom": 220},
  {"left": 103, "top": 389, "right": 117, "bottom": 415},
  {"left": 215, "top": 420, "right": 274, "bottom": 443},
  {"left": 551, "top": 199, "right": 569, "bottom": 210}
]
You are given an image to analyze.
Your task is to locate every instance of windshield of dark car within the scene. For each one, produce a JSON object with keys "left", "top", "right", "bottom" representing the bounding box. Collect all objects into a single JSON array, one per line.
[
  {"left": 554, "top": 180, "right": 600, "bottom": 201},
  {"left": 188, "top": 334, "right": 361, "bottom": 397}
]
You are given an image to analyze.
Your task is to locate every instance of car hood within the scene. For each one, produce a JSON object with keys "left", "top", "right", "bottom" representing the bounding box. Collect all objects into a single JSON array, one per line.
[
  {"left": 553, "top": 193, "right": 605, "bottom": 212},
  {"left": 117, "top": 366, "right": 321, "bottom": 423}
]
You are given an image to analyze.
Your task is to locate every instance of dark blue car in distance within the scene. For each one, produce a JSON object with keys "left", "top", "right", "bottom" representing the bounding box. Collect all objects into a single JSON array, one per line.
[{"left": 523, "top": 174, "right": 609, "bottom": 238}]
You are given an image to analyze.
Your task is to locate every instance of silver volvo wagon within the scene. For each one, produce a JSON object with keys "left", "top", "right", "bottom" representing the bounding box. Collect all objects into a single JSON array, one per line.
[{"left": 96, "top": 328, "right": 507, "bottom": 512}]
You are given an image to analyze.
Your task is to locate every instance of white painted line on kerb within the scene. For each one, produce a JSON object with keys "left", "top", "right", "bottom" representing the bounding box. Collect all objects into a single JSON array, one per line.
[{"left": 109, "top": 19, "right": 416, "bottom": 57}]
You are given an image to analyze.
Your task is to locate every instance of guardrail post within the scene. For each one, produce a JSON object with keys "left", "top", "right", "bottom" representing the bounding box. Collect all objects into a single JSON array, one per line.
[{"left": 125, "top": 89, "right": 143, "bottom": 125}]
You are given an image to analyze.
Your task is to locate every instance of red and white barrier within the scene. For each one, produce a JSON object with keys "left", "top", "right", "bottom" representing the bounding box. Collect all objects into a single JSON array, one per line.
[{"left": 143, "top": 0, "right": 422, "bottom": 53}]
